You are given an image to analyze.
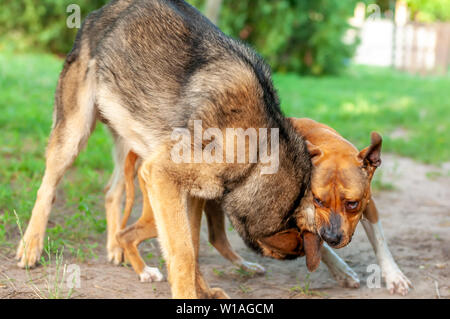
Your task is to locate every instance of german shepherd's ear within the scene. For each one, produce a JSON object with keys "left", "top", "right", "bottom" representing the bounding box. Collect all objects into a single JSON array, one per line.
[{"left": 358, "top": 132, "right": 382, "bottom": 169}]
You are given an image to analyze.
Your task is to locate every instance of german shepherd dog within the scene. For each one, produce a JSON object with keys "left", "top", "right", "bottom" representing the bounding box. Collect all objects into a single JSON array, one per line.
[{"left": 16, "top": 0, "right": 315, "bottom": 298}]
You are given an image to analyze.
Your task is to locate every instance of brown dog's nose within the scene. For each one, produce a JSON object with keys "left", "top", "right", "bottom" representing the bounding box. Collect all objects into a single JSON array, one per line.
[
  {"left": 320, "top": 211, "right": 343, "bottom": 246},
  {"left": 320, "top": 227, "right": 343, "bottom": 247}
]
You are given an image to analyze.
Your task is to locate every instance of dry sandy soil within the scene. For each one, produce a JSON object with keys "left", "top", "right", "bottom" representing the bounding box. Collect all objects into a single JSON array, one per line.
[{"left": 1, "top": 154, "right": 449, "bottom": 299}]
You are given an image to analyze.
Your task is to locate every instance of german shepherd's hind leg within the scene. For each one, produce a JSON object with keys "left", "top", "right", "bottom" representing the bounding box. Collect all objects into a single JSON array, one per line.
[
  {"left": 205, "top": 201, "right": 265, "bottom": 275},
  {"left": 16, "top": 57, "right": 97, "bottom": 268},
  {"left": 116, "top": 164, "right": 163, "bottom": 282},
  {"left": 104, "top": 134, "right": 129, "bottom": 265}
]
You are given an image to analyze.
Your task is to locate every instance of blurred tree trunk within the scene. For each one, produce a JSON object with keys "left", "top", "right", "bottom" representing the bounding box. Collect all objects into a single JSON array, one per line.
[{"left": 205, "top": 0, "right": 223, "bottom": 25}]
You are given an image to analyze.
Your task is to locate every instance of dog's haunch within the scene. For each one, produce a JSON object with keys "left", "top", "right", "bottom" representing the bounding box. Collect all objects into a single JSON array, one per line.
[{"left": 257, "top": 229, "right": 322, "bottom": 271}]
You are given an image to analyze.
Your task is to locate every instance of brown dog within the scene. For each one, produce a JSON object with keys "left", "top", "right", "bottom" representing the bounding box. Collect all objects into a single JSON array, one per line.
[
  {"left": 118, "top": 118, "right": 412, "bottom": 296},
  {"left": 290, "top": 118, "right": 412, "bottom": 295}
]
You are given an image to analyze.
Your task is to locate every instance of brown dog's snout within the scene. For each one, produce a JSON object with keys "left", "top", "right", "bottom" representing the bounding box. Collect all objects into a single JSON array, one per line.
[
  {"left": 319, "top": 212, "right": 343, "bottom": 247},
  {"left": 320, "top": 227, "right": 343, "bottom": 246}
]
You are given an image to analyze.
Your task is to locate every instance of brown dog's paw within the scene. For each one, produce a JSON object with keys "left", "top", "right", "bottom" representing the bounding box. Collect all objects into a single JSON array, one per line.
[
  {"left": 107, "top": 244, "right": 124, "bottom": 265},
  {"left": 239, "top": 260, "right": 266, "bottom": 275}
]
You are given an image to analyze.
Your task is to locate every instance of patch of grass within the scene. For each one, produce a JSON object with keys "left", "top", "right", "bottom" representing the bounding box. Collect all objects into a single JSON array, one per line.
[
  {"left": 238, "top": 284, "right": 252, "bottom": 294},
  {"left": 212, "top": 268, "right": 225, "bottom": 277},
  {"left": 158, "top": 257, "right": 166, "bottom": 270},
  {"left": 426, "top": 171, "right": 444, "bottom": 181},
  {"left": 234, "top": 267, "right": 256, "bottom": 278},
  {"left": 14, "top": 211, "right": 75, "bottom": 299},
  {"left": 289, "top": 275, "right": 324, "bottom": 297}
]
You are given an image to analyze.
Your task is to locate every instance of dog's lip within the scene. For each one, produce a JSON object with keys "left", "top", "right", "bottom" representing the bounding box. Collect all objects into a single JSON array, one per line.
[{"left": 325, "top": 238, "right": 349, "bottom": 249}]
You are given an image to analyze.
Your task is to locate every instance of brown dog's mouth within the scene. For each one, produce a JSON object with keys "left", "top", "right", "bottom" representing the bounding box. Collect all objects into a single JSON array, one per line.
[{"left": 257, "top": 229, "right": 323, "bottom": 272}]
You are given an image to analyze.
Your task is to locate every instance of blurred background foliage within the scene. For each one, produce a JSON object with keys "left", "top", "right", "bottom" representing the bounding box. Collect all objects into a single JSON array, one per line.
[
  {"left": 405, "top": 0, "right": 450, "bottom": 22},
  {"left": 0, "top": 0, "right": 448, "bottom": 74},
  {"left": 190, "top": 0, "right": 361, "bottom": 75}
]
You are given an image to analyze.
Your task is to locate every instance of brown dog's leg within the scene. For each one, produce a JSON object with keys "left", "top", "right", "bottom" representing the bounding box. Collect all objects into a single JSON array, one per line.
[
  {"left": 361, "top": 197, "right": 412, "bottom": 295},
  {"left": 205, "top": 201, "right": 265, "bottom": 274},
  {"left": 320, "top": 244, "right": 360, "bottom": 288},
  {"left": 104, "top": 135, "right": 129, "bottom": 265},
  {"left": 116, "top": 168, "right": 163, "bottom": 282},
  {"left": 120, "top": 151, "right": 139, "bottom": 230}
]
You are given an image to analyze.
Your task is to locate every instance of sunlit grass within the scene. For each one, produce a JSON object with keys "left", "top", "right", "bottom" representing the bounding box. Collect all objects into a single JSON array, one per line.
[{"left": 274, "top": 67, "right": 450, "bottom": 164}]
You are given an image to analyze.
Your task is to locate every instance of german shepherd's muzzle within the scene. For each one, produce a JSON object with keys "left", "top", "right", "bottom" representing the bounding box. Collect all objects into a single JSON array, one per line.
[{"left": 16, "top": 0, "right": 313, "bottom": 298}]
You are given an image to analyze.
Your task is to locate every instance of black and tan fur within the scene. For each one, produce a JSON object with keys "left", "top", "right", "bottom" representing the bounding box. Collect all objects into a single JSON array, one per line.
[{"left": 17, "top": 0, "right": 314, "bottom": 299}]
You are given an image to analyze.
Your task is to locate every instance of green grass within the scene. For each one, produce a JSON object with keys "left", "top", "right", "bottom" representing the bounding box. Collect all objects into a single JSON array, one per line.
[
  {"left": 0, "top": 52, "right": 449, "bottom": 253},
  {"left": 274, "top": 67, "right": 450, "bottom": 164},
  {"left": 0, "top": 53, "right": 112, "bottom": 255}
]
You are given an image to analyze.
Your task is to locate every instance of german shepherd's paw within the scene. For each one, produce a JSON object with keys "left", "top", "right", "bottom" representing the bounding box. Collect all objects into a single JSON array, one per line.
[
  {"left": 139, "top": 266, "right": 164, "bottom": 283},
  {"left": 16, "top": 233, "right": 43, "bottom": 268},
  {"left": 107, "top": 242, "right": 124, "bottom": 265},
  {"left": 208, "top": 287, "right": 230, "bottom": 299}
]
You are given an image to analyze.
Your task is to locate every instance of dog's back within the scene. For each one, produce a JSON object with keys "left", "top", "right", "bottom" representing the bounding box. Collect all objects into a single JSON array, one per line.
[{"left": 66, "top": 0, "right": 283, "bottom": 138}]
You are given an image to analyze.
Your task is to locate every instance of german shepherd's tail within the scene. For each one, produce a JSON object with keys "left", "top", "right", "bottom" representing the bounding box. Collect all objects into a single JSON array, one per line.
[{"left": 120, "top": 151, "right": 139, "bottom": 230}]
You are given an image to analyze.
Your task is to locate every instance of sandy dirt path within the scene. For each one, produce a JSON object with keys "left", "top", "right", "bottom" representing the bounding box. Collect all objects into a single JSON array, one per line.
[{"left": 1, "top": 154, "right": 449, "bottom": 299}]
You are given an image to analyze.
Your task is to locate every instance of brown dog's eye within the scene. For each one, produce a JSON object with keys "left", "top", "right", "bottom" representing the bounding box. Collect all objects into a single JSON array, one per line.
[
  {"left": 346, "top": 201, "right": 359, "bottom": 211},
  {"left": 314, "top": 197, "right": 324, "bottom": 207}
]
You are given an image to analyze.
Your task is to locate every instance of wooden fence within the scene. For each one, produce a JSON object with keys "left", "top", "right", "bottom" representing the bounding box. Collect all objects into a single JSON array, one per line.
[{"left": 394, "top": 22, "right": 450, "bottom": 75}]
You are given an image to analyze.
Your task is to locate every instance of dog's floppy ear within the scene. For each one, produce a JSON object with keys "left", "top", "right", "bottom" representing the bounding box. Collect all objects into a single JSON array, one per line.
[
  {"left": 305, "top": 140, "right": 322, "bottom": 164},
  {"left": 303, "top": 231, "right": 323, "bottom": 272},
  {"left": 358, "top": 132, "right": 382, "bottom": 169}
]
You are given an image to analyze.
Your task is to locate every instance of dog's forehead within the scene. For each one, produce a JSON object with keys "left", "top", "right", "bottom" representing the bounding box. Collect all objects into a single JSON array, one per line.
[
  {"left": 311, "top": 161, "right": 368, "bottom": 200},
  {"left": 337, "top": 167, "right": 369, "bottom": 199}
]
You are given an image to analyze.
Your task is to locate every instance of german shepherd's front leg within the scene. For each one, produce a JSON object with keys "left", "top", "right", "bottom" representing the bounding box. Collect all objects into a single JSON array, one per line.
[
  {"left": 141, "top": 160, "right": 198, "bottom": 299},
  {"left": 189, "top": 197, "right": 229, "bottom": 299}
]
